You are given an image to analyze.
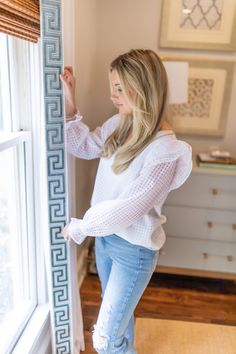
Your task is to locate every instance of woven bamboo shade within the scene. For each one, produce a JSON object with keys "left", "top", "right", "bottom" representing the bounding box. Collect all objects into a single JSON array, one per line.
[{"left": 0, "top": 0, "right": 40, "bottom": 43}]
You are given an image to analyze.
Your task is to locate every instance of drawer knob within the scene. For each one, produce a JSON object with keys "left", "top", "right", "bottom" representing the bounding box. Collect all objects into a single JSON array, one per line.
[
  {"left": 202, "top": 252, "right": 208, "bottom": 259},
  {"left": 207, "top": 221, "right": 213, "bottom": 228},
  {"left": 233, "top": 224, "right": 236, "bottom": 230},
  {"left": 212, "top": 188, "right": 218, "bottom": 195},
  {"left": 227, "top": 256, "right": 233, "bottom": 262}
]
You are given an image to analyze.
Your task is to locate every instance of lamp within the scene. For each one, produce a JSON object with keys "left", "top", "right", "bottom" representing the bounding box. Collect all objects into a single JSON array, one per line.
[{"left": 163, "top": 61, "right": 189, "bottom": 104}]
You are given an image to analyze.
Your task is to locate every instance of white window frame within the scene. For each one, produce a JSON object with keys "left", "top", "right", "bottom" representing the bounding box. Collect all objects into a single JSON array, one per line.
[{"left": 0, "top": 34, "right": 51, "bottom": 354}]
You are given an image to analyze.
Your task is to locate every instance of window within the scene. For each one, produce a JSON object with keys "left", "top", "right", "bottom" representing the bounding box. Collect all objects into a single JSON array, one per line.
[{"left": 0, "top": 33, "right": 47, "bottom": 354}]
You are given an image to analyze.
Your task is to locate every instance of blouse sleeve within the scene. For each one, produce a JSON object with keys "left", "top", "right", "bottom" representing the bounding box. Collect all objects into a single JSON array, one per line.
[
  {"left": 66, "top": 160, "right": 177, "bottom": 244},
  {"left": 66, "top": 113, "right": 120, "bottom": 159}
]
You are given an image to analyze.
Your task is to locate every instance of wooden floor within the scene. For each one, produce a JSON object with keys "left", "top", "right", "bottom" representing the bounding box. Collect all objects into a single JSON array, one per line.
[{"left": 80, "top": 272, "right": 236, "bottom": 353}]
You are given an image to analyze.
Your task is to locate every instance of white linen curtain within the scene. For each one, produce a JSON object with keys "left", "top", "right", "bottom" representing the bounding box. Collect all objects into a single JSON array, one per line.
[{"left": 41, "top": 0, "right": 85, "bottom": 352}]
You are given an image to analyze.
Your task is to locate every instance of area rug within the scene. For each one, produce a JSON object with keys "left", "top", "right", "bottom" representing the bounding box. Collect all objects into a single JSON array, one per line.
[{"left": 135, "top": 318, "right": 236, "bottom": 354}]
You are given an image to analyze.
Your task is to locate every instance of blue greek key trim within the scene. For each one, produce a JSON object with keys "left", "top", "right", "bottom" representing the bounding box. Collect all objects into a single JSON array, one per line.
[{"left": 41, "top": 0, "right": 71, "bottom": 352}]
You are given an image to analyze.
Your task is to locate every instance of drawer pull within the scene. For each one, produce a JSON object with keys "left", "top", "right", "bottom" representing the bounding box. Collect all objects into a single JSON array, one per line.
[
  {"left": 202, "top": 252, "right": 208, "bottom": 259},
  {"left": 227, "top": 256, "right": 233, "bottom": 262},
  {"left": 207, "top": 221, "right": 213, "bottom": 228},
  {"left": 233, "top": 224, "right": 236, "bottom": 230},
  {"left": 212, "top": 188, "right": 219, "bottom": 195}
]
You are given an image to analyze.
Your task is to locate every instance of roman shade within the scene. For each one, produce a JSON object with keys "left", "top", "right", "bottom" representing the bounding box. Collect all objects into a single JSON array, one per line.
[{"left": 0, "top": 0, "right": 40, "bottom": 43}]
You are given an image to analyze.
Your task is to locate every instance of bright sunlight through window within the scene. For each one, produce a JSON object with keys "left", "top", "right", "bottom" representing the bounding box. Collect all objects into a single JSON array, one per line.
[{"left": 0, "top": 32, "right": 45, "bottom": 354}]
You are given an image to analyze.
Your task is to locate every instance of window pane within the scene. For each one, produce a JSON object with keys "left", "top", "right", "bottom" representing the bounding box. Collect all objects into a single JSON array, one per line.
[
  {"left": 0, "top": 68, "right": 3, "bottom": 131},
  {"left": 0, "top": 33, "right": 11, "bottom": 132},
  {"left": 0, "top": 144, "right": 36, "bottom": 353},
  {"left": 0, "top": 148, "right": 16, "bottom": 322},
  {"left": 0, "top": 33, "right": 43, "bottom": 353}
]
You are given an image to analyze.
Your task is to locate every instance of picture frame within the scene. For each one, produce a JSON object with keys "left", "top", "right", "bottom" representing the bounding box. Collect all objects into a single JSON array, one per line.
[
  {"left": 160, "top": 0, "right": 236, "bottom": 51},
  {"left": 167, "top": 58, "right": 235, "bottom": 136}
]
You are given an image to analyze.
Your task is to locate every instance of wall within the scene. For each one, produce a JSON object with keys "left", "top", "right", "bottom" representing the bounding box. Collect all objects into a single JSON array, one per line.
[
  {"left": 74, "top": 0, "right": 98, "bottom": 216},
  {"left": 94, "top": 0, "right": 236, "bottom": 153},
  {"left": 74, "top": 0, "right": 236, "bottom": 214},
  {"left": 94, "top": 0, "right": 163, "bottom": 121}
]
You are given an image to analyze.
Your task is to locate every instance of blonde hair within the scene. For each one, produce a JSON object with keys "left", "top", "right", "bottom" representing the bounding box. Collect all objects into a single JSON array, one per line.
[{"left": 102, "top": 49, "right": 168, "bottom": 174}]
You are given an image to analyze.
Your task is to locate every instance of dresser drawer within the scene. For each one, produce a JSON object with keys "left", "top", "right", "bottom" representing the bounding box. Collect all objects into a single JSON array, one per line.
[
  {"left": 162, "top": 206, "right": 236, "bottom": 242},
  {"left": 166, "top": 173, "right": 236, "bottom": 210},
  {"left": 158, "top": 237, "right": 236, "bottom": 274}
]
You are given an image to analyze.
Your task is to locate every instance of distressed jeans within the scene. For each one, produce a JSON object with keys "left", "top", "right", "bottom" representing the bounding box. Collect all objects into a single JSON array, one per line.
[{"left": 93, "top": 234, "right": 159, "bottom": 354}]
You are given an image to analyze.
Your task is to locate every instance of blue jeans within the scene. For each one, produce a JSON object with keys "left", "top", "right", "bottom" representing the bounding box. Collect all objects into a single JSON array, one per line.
[{"left": 93, "top": 234, "right": 159, "bottom": 354}]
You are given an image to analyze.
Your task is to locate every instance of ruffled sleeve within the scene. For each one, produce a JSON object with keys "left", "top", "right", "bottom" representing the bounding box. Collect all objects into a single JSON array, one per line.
[
  {"left": 66, "top": 160, "right": 177, "bottom": 244},
  {"left": 66, "top": 113, "right": 120, "bottom": 159},
  {"left": 65, "top": 134, "right": 192, "bottom": 245},
  {"left": 144, "top": 138, "right": 193, "bottom": 191}
]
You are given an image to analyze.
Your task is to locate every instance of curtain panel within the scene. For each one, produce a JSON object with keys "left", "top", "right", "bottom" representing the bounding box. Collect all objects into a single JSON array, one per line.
[
  {"left": 0, "top": 0, "right": 40, "bottom": 42},
  {"left": 41, "top": 0, "right": 84, "bottom": 352}
]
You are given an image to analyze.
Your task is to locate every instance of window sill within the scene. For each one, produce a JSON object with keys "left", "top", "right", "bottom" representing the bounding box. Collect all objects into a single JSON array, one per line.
[{"left": 12, "top": 304, "right": 51, "bottom": 354}]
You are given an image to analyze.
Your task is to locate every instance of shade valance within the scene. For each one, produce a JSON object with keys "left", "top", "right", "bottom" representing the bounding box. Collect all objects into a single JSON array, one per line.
[{"left": 0, "top": 0, "right": 40, "bottom": 43}]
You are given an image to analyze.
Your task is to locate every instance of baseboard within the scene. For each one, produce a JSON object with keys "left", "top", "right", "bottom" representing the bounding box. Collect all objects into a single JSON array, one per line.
[{"left": 157, "top": 266, "right": 236, "bottom": 280}]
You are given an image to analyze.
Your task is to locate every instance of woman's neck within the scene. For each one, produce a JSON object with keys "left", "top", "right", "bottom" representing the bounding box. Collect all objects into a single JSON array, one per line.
[{"left": 160, "top": 120, "right": 173, "bottom": 131}]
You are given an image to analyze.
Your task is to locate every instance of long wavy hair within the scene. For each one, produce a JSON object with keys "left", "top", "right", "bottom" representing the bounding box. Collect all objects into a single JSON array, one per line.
[{"left": 101, "top": 49, "right": 169, "bottom": 174}]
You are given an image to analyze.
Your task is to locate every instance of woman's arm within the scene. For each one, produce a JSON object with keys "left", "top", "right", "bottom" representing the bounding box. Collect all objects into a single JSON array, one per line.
[
  {"left": 62, "top": 160, "right": 177, "bottom": 243},
  {"left": 66, "top": 114, "right": 119, "bottom": 159},
  {"left": 60, "top": 66, "right": 120, "bottom": 159}
]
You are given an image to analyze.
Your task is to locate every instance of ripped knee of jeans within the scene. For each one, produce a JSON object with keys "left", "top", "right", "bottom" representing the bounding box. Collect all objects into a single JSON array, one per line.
[
  {"left": 92, "top": 303, "right": 113, "bottom": 351},
  {"left": 92, "top": 324, "right": 110, "bottom": 351}
]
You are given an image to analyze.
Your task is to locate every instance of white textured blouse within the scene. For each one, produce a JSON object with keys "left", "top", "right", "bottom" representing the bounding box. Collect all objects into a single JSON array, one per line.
[{"left": 66, "top": 113, "right": 192, "bottom": 250}]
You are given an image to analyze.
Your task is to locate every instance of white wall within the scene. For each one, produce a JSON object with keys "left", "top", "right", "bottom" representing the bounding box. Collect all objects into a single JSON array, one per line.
[
  {"left": 94, "top": 0, "right": 236, "bottom": 152},
  {"left": 74, "top": 0, "right": 236, "bottom": 213},
  {"left": 94, "top": 0, "right": 163, "bottom": 121},
  {"left": 74, "top": 0, "right": 98, "bottom": 216}
]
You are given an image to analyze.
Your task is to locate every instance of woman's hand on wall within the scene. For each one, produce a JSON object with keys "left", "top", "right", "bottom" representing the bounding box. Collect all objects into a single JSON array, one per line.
[
  {"left": 60, "top": 66, "right": 77, "bottom": 118},
  {"left": 61, "top": 222, "right": 72, "bottom": 241},
  {"left": 61, "top": 220, "right": 87, "bottom": 245}
]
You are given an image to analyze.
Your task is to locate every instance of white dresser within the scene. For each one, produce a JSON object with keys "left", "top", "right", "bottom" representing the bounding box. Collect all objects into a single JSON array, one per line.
[{"left": 158, "top": 160, "right": 236, "bottom": 279}]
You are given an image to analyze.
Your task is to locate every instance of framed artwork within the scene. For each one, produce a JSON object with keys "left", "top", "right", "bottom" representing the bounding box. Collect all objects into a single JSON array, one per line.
[
  {"left": 160, "top": 0, "right": 236, "bottom": 51},
  {"left": 167, "top": 59, "right": 234, "bottom": 136}
]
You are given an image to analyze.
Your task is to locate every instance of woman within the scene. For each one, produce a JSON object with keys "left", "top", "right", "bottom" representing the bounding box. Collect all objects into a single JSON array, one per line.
[{"left": 60, "top": 49, "right": 192, "bottom": 354}]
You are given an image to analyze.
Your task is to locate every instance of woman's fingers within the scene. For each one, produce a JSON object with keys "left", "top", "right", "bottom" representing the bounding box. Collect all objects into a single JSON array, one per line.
[
  {"left": 60, "top": 71, "right": 72, "bottom": 82},
  {"left": 61, "top": 67, "right": 74, "bottom": 80},
  {"left": 60, "top": 68, "right": 75, "bottom": 88},
  {"left": 61, "top": 222, "right": 71, "bottom": 241},
  {"left": 64, "top": 66, "right": 73, "bottom": 75},
  {"left": 60, "top": 67, "right": 77, "bottom": 115}
]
